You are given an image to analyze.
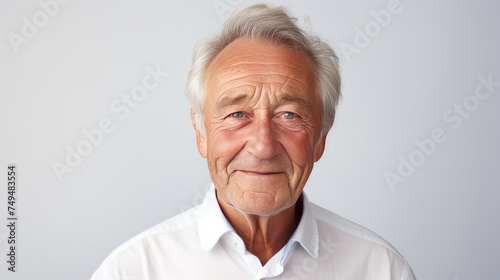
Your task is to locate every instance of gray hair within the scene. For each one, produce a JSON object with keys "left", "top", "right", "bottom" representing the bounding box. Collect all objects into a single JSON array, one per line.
[{"left": 185, "top": 4, "right": 341, "bottom": 135}]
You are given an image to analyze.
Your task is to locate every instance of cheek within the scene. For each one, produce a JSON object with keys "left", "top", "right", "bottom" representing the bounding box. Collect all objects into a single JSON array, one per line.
[
  {"left": 207, "top": 130, "right": 246, "bottom": 168},
  {"left": 278, "top": 131, "right": 315, "bottom": 166}
]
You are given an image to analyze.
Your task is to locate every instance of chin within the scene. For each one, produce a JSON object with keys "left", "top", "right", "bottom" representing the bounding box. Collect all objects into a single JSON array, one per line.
[{"left": 231, "top": 191, "right": 292, "bottom": 216}]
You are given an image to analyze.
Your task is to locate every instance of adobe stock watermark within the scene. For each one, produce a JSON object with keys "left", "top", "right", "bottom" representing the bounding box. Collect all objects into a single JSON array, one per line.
[
  {"left": 51, "top": 65, "right": 169, "bottom": 183},
  {"left": 340, "top": 0, "right": 411, "bottom": 63},
  {"left": 177, "top": 183, "right": 215, "bottom": 222},
  {"left": 7, "top": 0, "right": 71, "bottom": 54},
  {"left": 385, "top": 74, "right": 499, "bottom": 191},
  {"left": 213, "top": 0, "right": 244, "bottom": 21},
  {"left": 288, "top": 234, "right": 340, "bottom": 280}
]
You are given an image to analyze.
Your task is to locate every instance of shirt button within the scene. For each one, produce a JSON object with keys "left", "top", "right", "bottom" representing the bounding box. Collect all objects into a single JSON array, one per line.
[{"left": 230, "top": 237, "right": 238, "bottom": 246}]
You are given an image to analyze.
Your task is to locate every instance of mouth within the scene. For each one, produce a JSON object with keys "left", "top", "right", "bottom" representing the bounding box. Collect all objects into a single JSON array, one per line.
[{"left": 237, "top": 170, "right": 284, "bottom": 176}]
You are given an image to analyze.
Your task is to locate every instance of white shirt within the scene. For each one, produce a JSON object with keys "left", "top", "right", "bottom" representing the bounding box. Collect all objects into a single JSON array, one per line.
[{"left": 91, "top": 185, "right": 416, "bottom": 280}]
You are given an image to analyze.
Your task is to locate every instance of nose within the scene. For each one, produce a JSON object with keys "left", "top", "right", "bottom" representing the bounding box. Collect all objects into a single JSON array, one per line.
[{"left": 246, "top": 116, "right": 280, "bottom": 160}]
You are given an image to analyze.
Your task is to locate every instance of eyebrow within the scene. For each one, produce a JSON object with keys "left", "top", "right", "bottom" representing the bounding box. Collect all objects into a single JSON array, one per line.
[
  {"left": 278, "top": 93, "right": 313, "bottom": 111},
  {"left": 214, "top": 91, "right": 314, "bottom": 112},
  {"left": 214, "top": 93, "right": 253, "bottom": 111}
]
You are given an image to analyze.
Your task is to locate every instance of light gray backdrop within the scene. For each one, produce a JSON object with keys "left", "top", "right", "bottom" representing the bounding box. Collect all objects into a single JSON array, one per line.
[{"left": 1, "top": 0, "right": 499, "bottom": 279}]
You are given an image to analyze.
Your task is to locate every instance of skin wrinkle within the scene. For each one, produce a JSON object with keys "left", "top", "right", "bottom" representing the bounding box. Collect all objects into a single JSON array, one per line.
[
  {"left": 278, "top": 74, "right": 291, "bottom": 93},
  {"left": 217, "top": 73, "right": 308, "bottom": 89},
  {"left": 213, "top": 90, "right": 314, "bottom": 127},
  {"left": 193, "top": 37, "right": 326, "bottom": 265},
  {"left": 217, "top": 59, "right": 306, "bottom": 72}
]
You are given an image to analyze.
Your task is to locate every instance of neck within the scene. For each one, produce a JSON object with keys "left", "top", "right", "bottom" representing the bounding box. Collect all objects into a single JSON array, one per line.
[{"left": 218, "top": 195, "right": 303, "bottom": 265}]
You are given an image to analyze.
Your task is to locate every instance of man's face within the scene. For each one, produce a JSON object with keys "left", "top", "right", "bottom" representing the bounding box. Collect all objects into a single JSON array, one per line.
[{"left": 194, "top": 38, "right": 326, "bottom": 216}]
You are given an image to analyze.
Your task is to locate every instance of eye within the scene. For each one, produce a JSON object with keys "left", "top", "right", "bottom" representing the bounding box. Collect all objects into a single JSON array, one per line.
[
  {"left": 282, "top": 112, "right": 297, "bottom": 119},
  {"left": 229, "top": 112, "right": 244, "bottom": 118}
]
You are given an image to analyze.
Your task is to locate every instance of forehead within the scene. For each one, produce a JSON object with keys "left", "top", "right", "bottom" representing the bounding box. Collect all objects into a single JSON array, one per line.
[{"left": 205, "top": 38, "right": 317, "bottom": 101}]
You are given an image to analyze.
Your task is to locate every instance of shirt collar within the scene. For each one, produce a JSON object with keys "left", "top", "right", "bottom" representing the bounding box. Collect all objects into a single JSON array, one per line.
[
  {"left": 197, "top": 184, "right": 233, "bottom": 251},
  {"left": 197, "top": 184, "right": 320, "bottom": 259},
  {"left": 283, "top": 192, "right": 319, "bottom": 260}
]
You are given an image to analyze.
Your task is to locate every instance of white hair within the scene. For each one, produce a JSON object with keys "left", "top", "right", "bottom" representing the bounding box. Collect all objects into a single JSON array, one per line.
[{"left": 186, "top": 4, "right": 341, "bottom": 135}]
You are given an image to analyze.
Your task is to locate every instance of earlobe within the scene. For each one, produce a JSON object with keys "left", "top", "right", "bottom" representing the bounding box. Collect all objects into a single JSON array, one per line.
[
  {"left": 191, "top": 110, "right": 207, "bottom": 158},
  {"left": 313, "top": 134, "right": 327, "bottom": 162}
]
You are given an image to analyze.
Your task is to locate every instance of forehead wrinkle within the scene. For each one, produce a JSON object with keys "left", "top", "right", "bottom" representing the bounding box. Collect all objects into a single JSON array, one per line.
[
  {"left": 274, "top": 92, "right": 313, "bottom": 112},
  {"left": 217, "top": 72, "right": 309, "bottom": 90},
  {"left": 217, "top": 61, "right": 305, "bottom": 72},
  {"left": 214, "top": 91, "right": 254, "bottom": 111},
  {"left": 213, "top": 77, "right": 314, "bottom": 111},
  {"left": 278, "top": 74, "right": 291, "bottom": 93},
  {"left": 217, "top": 65, "right": 305, "bottom": 81}
]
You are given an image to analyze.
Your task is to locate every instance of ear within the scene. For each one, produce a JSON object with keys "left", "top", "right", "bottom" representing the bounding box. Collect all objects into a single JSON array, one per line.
[
  {"left": 313, "top": 134, "right": 327, "bottom": 162},
  {"left": 191, "top": 109, "right": 207, "bottom": 158}
]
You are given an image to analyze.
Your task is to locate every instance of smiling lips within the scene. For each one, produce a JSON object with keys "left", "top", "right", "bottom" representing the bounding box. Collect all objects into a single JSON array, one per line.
[{"left": 237, "top": 170, "right": 284, "bottom": 176}]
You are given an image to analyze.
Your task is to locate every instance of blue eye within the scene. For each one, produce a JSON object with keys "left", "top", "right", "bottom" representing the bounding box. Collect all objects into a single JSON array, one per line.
[
  {"left": 282, "top": 112, "right": 296, "bottom": 119},
  {"left": 230, "top": 112, "right": 244, "bottom": 118}
]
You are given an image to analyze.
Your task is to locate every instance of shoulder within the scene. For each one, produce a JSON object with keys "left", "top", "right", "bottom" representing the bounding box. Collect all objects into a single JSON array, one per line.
[
  {"left": 91, "top": 207, "right": 202, "bottom": 279},
  {"left": 113, "top": 206, "right": 200, "bottom": 254},
  {"left": 311, "top": 202, "right": 396, "bottom": 250},
  {"left": 309, "top": 202, "right": 416, "bottom": 279}
]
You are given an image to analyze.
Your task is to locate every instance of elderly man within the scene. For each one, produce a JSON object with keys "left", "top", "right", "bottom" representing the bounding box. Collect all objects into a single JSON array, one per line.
[{"left": 92, "top": 4, "right": 416, "bottom": 280}]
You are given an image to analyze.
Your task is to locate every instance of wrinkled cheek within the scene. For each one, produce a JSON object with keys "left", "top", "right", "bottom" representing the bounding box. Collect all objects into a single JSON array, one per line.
[
  {"left": 214, "top": 158, "right": 230, "bottom": 184},
  {"left": 286, "top": 136, "right": 315, "bottom": 167},
  {"left": 206, "top": 152, "right": 228, "bottom": 186},
  {"left": 285, "top": 137, "right": 316, "bottom": 188},
  {"left": 207, "top": 133, "right": 245, "bottom": 185}
]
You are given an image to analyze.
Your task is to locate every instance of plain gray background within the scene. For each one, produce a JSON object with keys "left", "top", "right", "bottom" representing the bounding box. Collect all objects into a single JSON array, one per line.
[{"left": 1, "top": 0, "right": 499, "bottom": 279}]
